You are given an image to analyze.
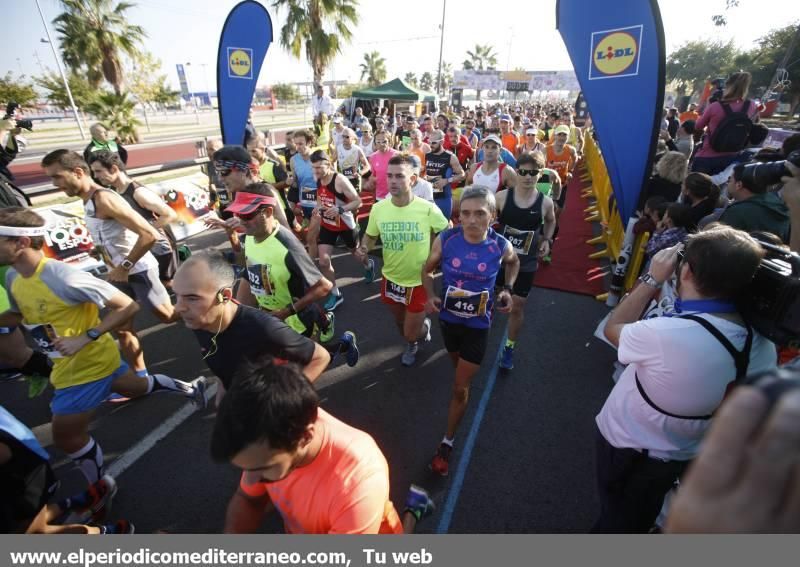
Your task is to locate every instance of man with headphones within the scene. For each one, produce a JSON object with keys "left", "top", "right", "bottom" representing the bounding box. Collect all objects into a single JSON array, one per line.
[{"left": 172, "top": 252, "right": 331, "bottom": 402}]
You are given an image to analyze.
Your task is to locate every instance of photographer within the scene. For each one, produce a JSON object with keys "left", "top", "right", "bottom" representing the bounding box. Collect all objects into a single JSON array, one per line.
[
  {"left": 780, "top": 161, "right": 800, "bottom": 253},
  {"left": 0, "top": 117, "right": 21, "bottom": 181},
  {"left": 595, "top": 227, "right": 778, "bottom": 533},
  {"left": 719, "top": 162, "right": 790, "bottom": 243}
]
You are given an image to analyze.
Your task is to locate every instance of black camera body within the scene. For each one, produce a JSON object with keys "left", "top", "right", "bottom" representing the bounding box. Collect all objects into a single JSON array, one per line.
[
  {"left": 738, "top": 239, "right": 800, "bottom": 346},
  {"left": 3, "top": 101, "right": 33, "bottom": 131},
  {"left": 708, "top": 77, "right": 726, "bottom": 105},
  {"left": 738, "top": 150, "right": 800, "bottom": 192}
]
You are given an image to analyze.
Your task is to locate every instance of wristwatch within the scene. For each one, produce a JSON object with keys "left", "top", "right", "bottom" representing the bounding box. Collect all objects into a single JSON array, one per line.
[
  {"left": 502, "top": 284, "right": 514, "bottom": 292},
  {"left": 86, "top": 327, "right": 103, "bottom": 341},
  {"left": 638, "top": 273, "right": 662, "bottom": 289},
  {"left": 120, "top": 258, "right": 134, "bottom": 271},
  {"left": 337, "top": 206, "right": 345, "bottom": 215}
]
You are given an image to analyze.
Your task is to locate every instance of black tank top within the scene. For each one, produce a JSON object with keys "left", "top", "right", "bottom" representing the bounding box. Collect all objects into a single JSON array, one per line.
[
  {"left": 120, "top": 181, "right": 155, "bottom": 222},
  {"left": 498, "top": 188, "right": 544, "bottom": 271}
]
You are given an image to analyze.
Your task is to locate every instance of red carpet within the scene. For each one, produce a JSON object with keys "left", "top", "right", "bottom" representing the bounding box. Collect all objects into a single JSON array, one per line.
[{"left": 534, "top": 171, "right": 608, "bottom": 297}]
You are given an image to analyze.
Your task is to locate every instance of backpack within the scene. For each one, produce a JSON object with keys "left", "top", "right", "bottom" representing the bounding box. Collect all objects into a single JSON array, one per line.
[{"left": 709, "top": 101, "right": 753, "bottom": 153}]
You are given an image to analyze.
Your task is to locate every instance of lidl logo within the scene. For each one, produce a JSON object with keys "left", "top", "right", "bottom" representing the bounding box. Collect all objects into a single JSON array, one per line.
[
  {"left": 589, "top": 25, "right": 643, "bottom": 80},
  {"left": 227, "top": 47, "right": 253, "bottom": 80}
]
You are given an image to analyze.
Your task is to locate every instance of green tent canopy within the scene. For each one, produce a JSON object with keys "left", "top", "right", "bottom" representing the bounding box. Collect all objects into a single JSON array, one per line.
[{"left": 351, "top": 78, "right": 437, "bottom": 103}]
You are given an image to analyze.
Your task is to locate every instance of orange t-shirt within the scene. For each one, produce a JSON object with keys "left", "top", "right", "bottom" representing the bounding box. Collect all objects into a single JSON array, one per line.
[
  {"left": 501, "top": 132, "right": 519, "bottom": 156},
  {"left": 546, "top": 143, "right": 577, "bottom": 185},
  {"left": 239, "top": 409, "right": 402, "bottom": 534},
  {"left": 409, "top": 146, "right": 427, "bottom": 175},
  {"left": 679, "top": 110, "right": 699, "bottom": 123}
]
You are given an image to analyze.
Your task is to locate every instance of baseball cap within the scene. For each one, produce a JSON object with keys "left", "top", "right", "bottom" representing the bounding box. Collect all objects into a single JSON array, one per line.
[
  {"left": 500, "top": 114, "right": 513, "bottom": 122},
  {"left": 405, "top": 115, "right": 415, "bottom": 123},
  {"left": 429, "top": 130, "right": 445, "bottom": 143},
  {"left": 213, "top": 145, "right": 252, "bottom": 165},
  {"left": 225, "top": 191, "right": 278, "bottom": 215},
  {"left": 482, "top": 134, "right": 502, "bottom": 146},
  {"left": 408, "top": 154, "right": 422, "bottom": 171},
  {"left": 525, "top": 128, "right": 538, "bottom": 136},
  {"left": 554, "top": 125, "right": 570, "bottom": 136},
  {"left": 332, "top": 116, "right": 343, "bottom": 124}
]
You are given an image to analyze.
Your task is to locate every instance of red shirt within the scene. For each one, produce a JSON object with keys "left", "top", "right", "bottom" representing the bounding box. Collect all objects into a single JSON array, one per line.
[{"left": 443, "top": 135, "right": 474, "bottom": 167}]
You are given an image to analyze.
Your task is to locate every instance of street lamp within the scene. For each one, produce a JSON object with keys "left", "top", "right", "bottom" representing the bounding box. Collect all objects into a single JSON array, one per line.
[{"left": 35, "top": 3, "right": 86, "bottom": 140}]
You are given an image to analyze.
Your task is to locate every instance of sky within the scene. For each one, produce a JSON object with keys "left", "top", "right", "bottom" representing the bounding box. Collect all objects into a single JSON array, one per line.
[{"left": 3, "top": 0, "right": 791, "bottom": 94}]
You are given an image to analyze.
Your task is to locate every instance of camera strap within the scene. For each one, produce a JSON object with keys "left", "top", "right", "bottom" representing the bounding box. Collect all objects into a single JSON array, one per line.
[{"left": 634, "top": 314, "right": 753, "bottom": 421}]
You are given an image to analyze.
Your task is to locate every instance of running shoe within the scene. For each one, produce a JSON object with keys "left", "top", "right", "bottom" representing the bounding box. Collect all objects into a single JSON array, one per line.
[
  {"left": 191, "top": 376, "right": 208, "bottom": 409},
  {"left": 542, "top": 254, "right": 552, "bottom": 265},
  {"left": 323, "top": 292, "right": 344, "bottom": 312},
  {"left": 422, "top": 317, "right": 432, "bottom": 343},
  {"left": 401, "top": 342, "right": 419, "bottom": 367},
  {"left": 404, "top": 484, "right": 435, "bottom": 522},
  {"left": 364, "top": 258, "right": 376, "bottom": 283},
  {"left": 319, "top": 312, "right": 336, "bottom": 343},
  {"left": 499, "top": 345, "right": 514, "bottom": 370},
  {"left": 341, "top": 331, "right": 360, "bottom": 367},
  {"left": 429, "top": 443, "right": 452, "bottom": 477},
  {"left": 61, "top": 475, "right": 118, "bottom": 525},
  {"left": 95, "top": 520, "right": 135, "bottom": 534}
]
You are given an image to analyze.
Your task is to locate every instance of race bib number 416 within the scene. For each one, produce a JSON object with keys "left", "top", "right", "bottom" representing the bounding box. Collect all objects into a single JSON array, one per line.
[{"left": 444, "top": 286, "right": 488, "bottom": 318}]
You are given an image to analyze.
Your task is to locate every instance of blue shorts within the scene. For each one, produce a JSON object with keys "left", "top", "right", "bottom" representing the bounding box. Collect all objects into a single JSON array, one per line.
[
  {"left": 434, "top": 196, "right": 452, "bottom": 221},
  {"left": 51, "top": 363, "right": 130, "bottom": 415}
]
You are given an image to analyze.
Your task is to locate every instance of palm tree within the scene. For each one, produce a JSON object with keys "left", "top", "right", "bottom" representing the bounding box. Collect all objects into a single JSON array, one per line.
[
  {"left": 53, "top": 0, "right": 146, "bottom": 95},
  {"left": 404, "top": 72, "right": 418, "bottom": 87},
  {"left": 272, "top": 0, "right": 360, "bottom": 87},
  {"left": 419, "top": 72, "right": 434, "bottom": 92},
  {"left": 360, "top": 51, "right": 387, "bottom": 87},
  {"left": 439, "top": 62, "right": 453, "bottom": 95},
  {"left": 85, "top": 92, "right": 142, "bottom": 143},
  {"left": 462, "top": 44, "right": 498, "bottom": 100}
]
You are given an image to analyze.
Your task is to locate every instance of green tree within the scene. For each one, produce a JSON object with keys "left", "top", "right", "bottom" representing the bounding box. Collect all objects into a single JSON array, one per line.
[
  {"left": 85, "top": 91, "right": 141, "bottom": 143},
  {"left": 272, "top": 83, "right": 300, "bottom": 102},
  {"left": 126, "top": 52, "right": 172, "bottom": 132},
  {"left": 359, "top": 51, "right": 387, "bottom": 87},
  {"left": 404, "top": 72, "right": 418, "bottom": 87},
  {"left": 152, "top": 82, "right": 180, "bottom": 115},
  {"left": 462, "top": 44, "right": 498, "bottom": 100},
  {"left": 271, "top": 0, "right": 359, "bottom": 87},
  {"left": 336, "top": 83, "right": 366, "bottom": 99},
  {"left": 439, "top": 62, "right": 453, "bottom": 95},
  {"left": 35, "top": 71, "right": 96, "bottom": 110},
  {"left": 54, "top": 0, "right": 147, "bottom": 95},
  {"left": 0, "top": 73, "right": 38, "bottom": 108},
  {"left": 712, "top": 0, "right": 739, "bottom": 27},
  {"left": 419, "top": 72, "right": 433, "bottom": 92},
  {"left": 666, "top": 40, "right": 739, "bottom": 98},
  {"left": 743, "top": 22, "right": 800, "bottom": 116}
]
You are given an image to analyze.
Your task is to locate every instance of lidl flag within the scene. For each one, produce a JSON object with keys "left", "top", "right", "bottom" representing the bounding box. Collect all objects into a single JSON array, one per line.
[
  {"left": 217, "top": 1, "right": 273, "bottom": 145},
  {"left": 557, "top": 0, "right": 665, "bottom": 221}
]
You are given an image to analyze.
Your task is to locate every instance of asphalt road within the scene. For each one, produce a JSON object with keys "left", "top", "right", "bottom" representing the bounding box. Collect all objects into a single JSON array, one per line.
[{"left": 2, "top": 227, "right": 617, "bottom": 534}]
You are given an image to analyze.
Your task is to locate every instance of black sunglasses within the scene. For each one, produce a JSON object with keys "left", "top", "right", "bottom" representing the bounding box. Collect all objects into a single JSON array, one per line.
[
  {"left": 517, "top": 169, "right": 540, "bottom": 177},
  {"left": 234, "top": 207, "right": 266, "bottom": 221}
]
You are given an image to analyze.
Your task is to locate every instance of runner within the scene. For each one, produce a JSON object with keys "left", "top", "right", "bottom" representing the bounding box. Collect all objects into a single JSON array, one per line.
[
  {"left": 311, "top": 150, "right": 375, "bottom": 311},
  {"left": 365, "top": 131, "right": 398, "bottom": 201},
  {"left": 466, "top": 134, "right": 517, "bottom": 194},
  {"left": 331, "top": 128, "right": 370, "bottom": 194},
  {"left": 357, "top": 124, "right": 376, "bottom": 158},
  {"left": 88, "top": 151, "right": 179, "bottom": 290},
  {"left": 0, "top": 208, "right": 204, "bottom": 485},
  {"left": 421, "top": 186, "right": 519, "bottom": 476},
  {"left": 495, "top": 152, "right": 556, "bottom": 370},
  {"left": 499, "top": 114, "right": 520, "bottom": 157},
  {"left": 407, "top": 129, "right": 430, "bottom": 174},
  {"left": 288, "top": 130, "right": 322, "bottom": 259},
  {"left": 409, "top": 155, "right": 435, "bottom": 202},
  {"left": 545, "top": 125, "right": 578, "bottom": 261},
  {"left": 394, "top": 115, "right": 417, "bottom": 151},
  {"left": 228, "top": 184, "right": 359, "bottom": 365},
  {"left": 425, "top": 129, "right": 465, "bottom": 221},
  {"left": 358, "top": 154, "right": 449, "bottom": 366},
  {"left": 42, "top": 150, "right": 171, "bottom": 379},
  {"left": 518, "top": 127, "right": 546, "bottom": 156},
  {"left": 211, "top": 362, "right": 433, "bottom": 533},
  {"left": 331, "top": 115, "right": 347, "bottom": 151},
  {"left": 463, "top": 118, "right": 480, "bottom": 149},
  {"left": 172, "top": 252, "right": 331, "bottom": 402}
]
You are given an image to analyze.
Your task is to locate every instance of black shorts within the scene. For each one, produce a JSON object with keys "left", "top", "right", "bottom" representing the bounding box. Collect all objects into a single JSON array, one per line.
[
  {"left": 497, "top": 268, "right": 536, "bottom": 298},
  {"left": 556, "top": 182, "right": 568, "bottom": 208},
  {"left": 318, "top": 225, "right": 359, "bottom": 249},
  {"left": 155, "top": 251, "right": 177, "bottom": 282},
  {"left": 439, "top": 320, "right": 489, "bottom": 365}
]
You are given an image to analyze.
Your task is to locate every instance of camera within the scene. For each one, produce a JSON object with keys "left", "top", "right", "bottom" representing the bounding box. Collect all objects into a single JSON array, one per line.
[
  {"left": 3, "top": 102, "right": 33, "bottom": 131},
  {"left": 708, "top": 78, "right": 726, "bottom": 105},
  {"left": 738, "top": 150, "right": 800, "bottom": 192},
  {"left": 738, "top": 237, "right": 800, "bottom": 347}
]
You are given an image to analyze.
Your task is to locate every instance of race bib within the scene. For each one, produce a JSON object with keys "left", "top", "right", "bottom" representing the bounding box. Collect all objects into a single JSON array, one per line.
[
  {"left": 427, "top": 176, "right": 444, "bottom": 195},
  {"left": 444, "top": 286, "right": 489, "bottom": 318},
  {"left": 503, "top": 226, "right": 535, "bottom": 256},
  {"left": 385, "top": 280, "right": 412, "bottom": 305},
  {"left": 246, "top": 264, "right": 274, "bottom": 297},
  {"left": 341, "top": 165, "right": 357, "bottom": 177},
  {"left": 217, "top": 189, "right": 231, "bottom": 206},
  {"left": 23, "top": 324, "right": 63, "bottom": 359},
  {"left": 300, "top": 187, "right": 317, "bottom": 206}
]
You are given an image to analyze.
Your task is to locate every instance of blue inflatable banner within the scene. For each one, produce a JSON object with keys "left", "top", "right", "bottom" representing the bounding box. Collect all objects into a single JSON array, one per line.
[
  {"left": 556, "top": 0, "right": 665, "bottom": 222},
  {"left": 217, "top": 1, "right": 273, "bottom": 145}
]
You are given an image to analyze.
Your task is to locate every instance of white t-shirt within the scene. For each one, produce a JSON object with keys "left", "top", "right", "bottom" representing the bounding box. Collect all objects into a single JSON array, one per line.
[
  {"left": 412, "top": 178, "right": 435, "bottom": 202},
  {"left": 596, "top": 313, "right": 776, "bottom": 461}
]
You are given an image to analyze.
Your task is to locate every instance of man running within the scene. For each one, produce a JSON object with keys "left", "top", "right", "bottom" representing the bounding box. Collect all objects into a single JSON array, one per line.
[
  {"left": 425, "top": 130, "right": 465, "bottom": 221},
  {"left": 358, "top": 154, "right": 449, "bottom": 366},
  {"left": 42, "top": 150, "right": 171, "bottom": 380},
  {"left": 545, "top": 125, "right": 578, "bottom": 261},
  {"left": 365, "top": 131, "right": 397, "bottom": 201},
  {"left": 172, "top": 252, "right": 331, "bottom": 402},
  {"left": 518, "top": 127, "right": 546, "bottom": 156},
  {"left": 499, "top": 114, "right": 520, "bottom": 157},
  {"left": 466, "top": 134, "right": 517, "bottom": 194},
  {"left": 331, "top": 128, "right": 370, "bottom": 194},
  {"left": 494, "top": 152, "right": 556, "bottom": 370},
  {"left": 0, "top": 208, "right": 204, "bottom": 485},
  {"left": 421, "top": 186, "right": 519, "bottom": 476},
  {"left": 310, "top": 150, "right": 375, "bottom": 311},
  {"left": 88, "top": 151, "right": 178, "bottom": 290}
]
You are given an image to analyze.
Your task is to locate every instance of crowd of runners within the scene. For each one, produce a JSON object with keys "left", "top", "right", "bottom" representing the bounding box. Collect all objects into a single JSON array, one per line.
[{"left": 3, "top": 79, "right": 800, "bottom": 534}]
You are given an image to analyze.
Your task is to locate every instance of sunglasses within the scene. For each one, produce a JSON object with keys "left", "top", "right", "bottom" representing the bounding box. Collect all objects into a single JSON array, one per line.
[
  {"left": 234, "top": 207, "right": 266, "bottom": 221},
  {"left": 517, "top": 169, "right": 540, "bottom": 177},
  {"left": 217, "top": 167, "right": 234, "bottom": 177}
]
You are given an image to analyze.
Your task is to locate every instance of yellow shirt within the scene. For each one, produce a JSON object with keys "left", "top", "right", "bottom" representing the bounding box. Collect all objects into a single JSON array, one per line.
[{"left": 9, "top": 257, "right": 120, "bottom": 389}]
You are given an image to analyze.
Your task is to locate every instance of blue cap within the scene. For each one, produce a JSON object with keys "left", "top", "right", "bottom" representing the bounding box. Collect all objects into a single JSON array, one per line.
[{"left": 500, "top": 113, "right": 513, "bottom": 122}]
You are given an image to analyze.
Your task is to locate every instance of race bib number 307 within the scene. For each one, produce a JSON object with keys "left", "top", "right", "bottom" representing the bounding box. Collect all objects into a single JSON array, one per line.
[{"left": 444, "top": 286, "right": 488, "bottom": 318}]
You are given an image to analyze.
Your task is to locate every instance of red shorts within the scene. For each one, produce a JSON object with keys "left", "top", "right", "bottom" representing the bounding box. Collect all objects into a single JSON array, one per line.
[{"left": 381, "top": 278, "right": 427, "bottom": 313}]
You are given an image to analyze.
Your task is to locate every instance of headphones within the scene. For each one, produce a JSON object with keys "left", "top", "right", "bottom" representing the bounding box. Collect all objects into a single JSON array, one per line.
[{"left": 216, "top": 287, "right": 233, "bottom": 304}]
